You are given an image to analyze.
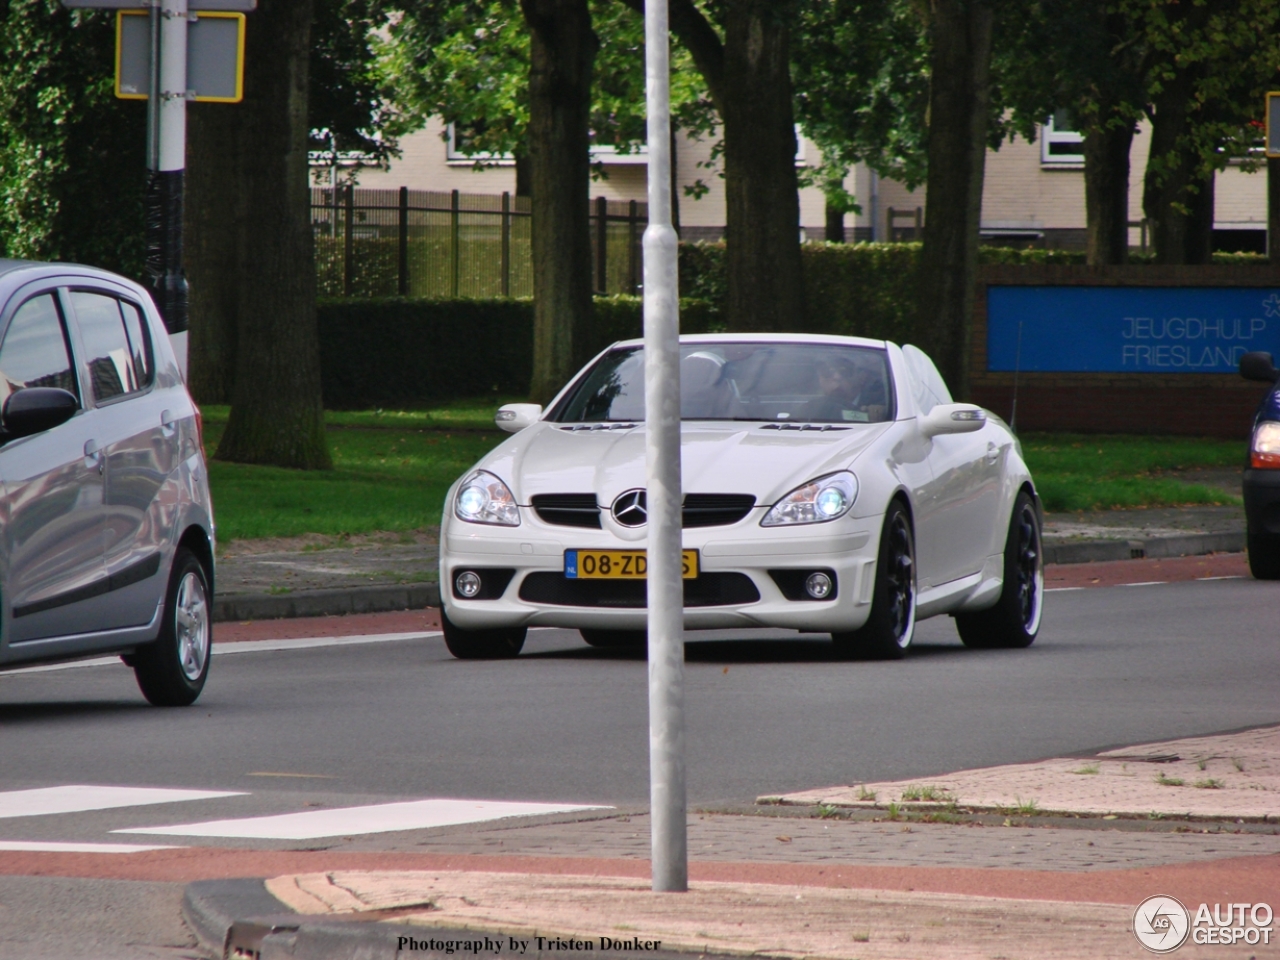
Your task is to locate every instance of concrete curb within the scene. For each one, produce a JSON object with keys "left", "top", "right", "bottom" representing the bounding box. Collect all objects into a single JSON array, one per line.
[
  {"left": 208, "top": 531, "right": 1244, "bottom": 623},
  {"left": 1042, "top": 530, "right": 1244, "bottom": 565},
  {"left": 213, "top": 582, "right": 440, "bottom": 623},
  {"left": 183, "top": 877, "right": 718, "bottom": 960}
]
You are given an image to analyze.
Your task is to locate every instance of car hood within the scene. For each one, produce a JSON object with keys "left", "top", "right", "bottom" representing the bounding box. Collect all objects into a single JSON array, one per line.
[{"left": 476, "top": 421, "right": 891, "bottom": 506}]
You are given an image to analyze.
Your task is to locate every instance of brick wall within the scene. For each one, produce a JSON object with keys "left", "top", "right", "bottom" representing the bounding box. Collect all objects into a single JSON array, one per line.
[{"left": 970, "top": 264, "right": 1279, "bottom": 438}]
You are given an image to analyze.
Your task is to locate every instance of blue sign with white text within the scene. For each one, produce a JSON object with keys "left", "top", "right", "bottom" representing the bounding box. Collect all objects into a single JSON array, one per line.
[{"left": 987, "top": 286, "right": 1280, "bottom": 373}]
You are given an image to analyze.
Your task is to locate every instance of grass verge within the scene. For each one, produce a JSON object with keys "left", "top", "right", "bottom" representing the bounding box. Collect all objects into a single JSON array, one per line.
[
  {"left": 201, "top": 404, "right": 1244, "bottom": 542},
  {"left": 1019, "top": 433, "right": 1241, "bottom": 512},
  {"left": 203, "top": 401, "right": 508, "bottom": 543}
]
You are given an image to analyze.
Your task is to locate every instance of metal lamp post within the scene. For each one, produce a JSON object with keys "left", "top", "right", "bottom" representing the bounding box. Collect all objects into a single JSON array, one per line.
[{"left": 642, "top": 0, "right": 687, "bottom": 894}]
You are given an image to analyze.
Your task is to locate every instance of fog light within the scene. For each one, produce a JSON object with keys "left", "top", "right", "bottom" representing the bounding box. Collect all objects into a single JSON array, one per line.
[
  {"left": 805, "top": 571, "right": 833, "bottom": 599},
  {"left": 455, "top": 571, "right": 482, "bottom": 598}
]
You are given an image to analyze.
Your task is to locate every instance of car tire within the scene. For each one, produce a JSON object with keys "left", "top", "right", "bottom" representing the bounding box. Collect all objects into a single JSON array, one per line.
[
  {"left": 442, "top": 610, "right": 526, "bottom": 659},
  {"left": 955, "top": 490, "right": 1043, "bottom": 649},
  {"left": 133, "top": 547, "right": 211, "bottom": 706},
  {"left": 580, "top": 629, "right": 646, "bottom": 649},
  {"left": 831, "top": 501, "right": 916, "bottom": 660},
  {"left": 1247, "top": 533, "right": 1280, "bottom": 580}
]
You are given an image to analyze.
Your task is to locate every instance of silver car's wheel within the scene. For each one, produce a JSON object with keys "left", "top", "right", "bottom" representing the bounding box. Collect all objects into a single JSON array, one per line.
[{"left": 134, "top": 548, "right": 211, "bottom": 706}]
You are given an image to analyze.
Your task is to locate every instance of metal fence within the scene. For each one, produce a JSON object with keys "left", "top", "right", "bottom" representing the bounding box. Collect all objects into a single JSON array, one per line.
[{"left": 312, "top": 187, "right": 648, "bottom": 299}]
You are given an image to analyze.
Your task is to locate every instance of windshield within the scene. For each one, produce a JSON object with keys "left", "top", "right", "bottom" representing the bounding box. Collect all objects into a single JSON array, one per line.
[{"left": 549, "top": 342, "right": 894, "bottom": 424}]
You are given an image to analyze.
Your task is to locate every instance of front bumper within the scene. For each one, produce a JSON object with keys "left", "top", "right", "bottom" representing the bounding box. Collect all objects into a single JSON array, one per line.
[
  {"left": 441, "top": 514, "right": 880, "bottom": 633},
  {"left": 1243, "top": 467, "right": 1280, "bottom": 537}
]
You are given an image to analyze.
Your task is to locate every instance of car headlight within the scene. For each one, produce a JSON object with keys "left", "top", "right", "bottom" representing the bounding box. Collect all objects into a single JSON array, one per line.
[
  {"left": 454, "top": 470, "right": 520, "bottom": 526},
  {"left": 1252, "top": 421, "right": 1280, "bottom": 468},
  {"left": 761, "top": 472, "right": 858, "bottom": 526}
]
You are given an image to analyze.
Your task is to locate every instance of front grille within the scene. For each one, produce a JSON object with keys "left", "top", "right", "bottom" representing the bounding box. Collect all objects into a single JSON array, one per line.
[
  {"left": 518, "top": 572, "right": 760, "bottom": 608},
  {"left": 531, "top": 493, "right": 601, "bottom": 528},
  {"left": 682, "top": 494, "right": 756, "bottom": 528}
]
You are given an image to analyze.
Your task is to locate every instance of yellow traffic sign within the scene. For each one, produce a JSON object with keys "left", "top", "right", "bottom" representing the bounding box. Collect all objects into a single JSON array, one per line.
[{"left": 115, "top": 9, "right": 246, "bottom": 103}]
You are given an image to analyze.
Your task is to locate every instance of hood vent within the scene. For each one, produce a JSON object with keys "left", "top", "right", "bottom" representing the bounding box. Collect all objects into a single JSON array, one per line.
[
  {"left": 531, "top": 494, "right": 601, "bottom": 528},
  {"left": 760, "top": 423, "right": 851, "bottom": 432},
  {"left": 558, "top": 423, "right": 638, "bottom": 432}
]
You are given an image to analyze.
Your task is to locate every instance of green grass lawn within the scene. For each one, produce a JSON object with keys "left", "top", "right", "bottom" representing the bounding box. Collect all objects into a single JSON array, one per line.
[
  {"left": 202, "top": 401, "right": 509, "bottom": 543},
  {"left": 201, "top": 399, "right": 1245, "bottom": 542},
  {"left": 1019, "top": 433, "right": 1242, "bottom": 513}
]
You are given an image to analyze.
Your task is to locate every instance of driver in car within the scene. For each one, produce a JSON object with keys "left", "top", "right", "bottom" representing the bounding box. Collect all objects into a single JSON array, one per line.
[{"left": 808, "top": 356, "right": 887, "bottom": 422}]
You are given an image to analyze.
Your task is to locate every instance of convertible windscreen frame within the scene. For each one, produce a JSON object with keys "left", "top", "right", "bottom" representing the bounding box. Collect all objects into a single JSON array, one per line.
[{"left": 547, "top": 342, "right": 896, "bottom": 425}]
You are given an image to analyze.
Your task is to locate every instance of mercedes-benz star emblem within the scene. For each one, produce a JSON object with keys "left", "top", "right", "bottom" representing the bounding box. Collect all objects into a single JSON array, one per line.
[{"left": 611, "top": 490, "right": 648, "bottom": 527}]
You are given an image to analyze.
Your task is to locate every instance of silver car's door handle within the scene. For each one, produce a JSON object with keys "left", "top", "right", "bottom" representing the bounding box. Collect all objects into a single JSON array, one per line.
[
  {"left": 985, "top": 441, "right": 999, "bottom": 463},
  {"left": 160, "top": 409, "right": 177, "bottom": 437},
  {"left": 84, "top": 439, "right": 104, "bottom": 474}
]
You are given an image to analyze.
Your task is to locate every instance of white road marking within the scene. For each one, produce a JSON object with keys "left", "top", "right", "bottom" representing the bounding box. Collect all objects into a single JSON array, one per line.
[
  {"left": 0, "top": 785, "right": 245, "bottom": 820},
  {"left": 1045, "top": 587, "right": 1084, "bottom": 592},
  {"left": 0, "top": 632, "right": 445, "bottom": 677},
  {"left": 1119, "top": 581, "right": 1166, "bottom": 587},
  {"left": 117, "top": 798, "right": 612, "bottom": 840},
  {"left": 1195, "top": 575, "right": 1245, "bottom": 581},
  {"left": 0, "top": 840, "right": 183, "bottom": 853}
]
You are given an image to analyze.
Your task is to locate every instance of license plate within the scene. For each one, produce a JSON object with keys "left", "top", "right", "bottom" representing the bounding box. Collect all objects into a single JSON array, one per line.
[{"left": 564, "top": 549, "right": 699, "bottom": 580}]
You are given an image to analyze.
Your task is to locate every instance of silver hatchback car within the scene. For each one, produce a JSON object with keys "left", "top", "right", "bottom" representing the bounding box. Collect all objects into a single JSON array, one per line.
[{"left": 0, "top": 260, "right": 214, "bottom": 705}]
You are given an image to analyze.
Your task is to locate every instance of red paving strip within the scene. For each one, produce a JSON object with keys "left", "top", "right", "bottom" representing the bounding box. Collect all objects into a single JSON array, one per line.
[
  {"left": 216, "top": 608, "right": 442, "bottom": 643},
  {"left": 1046, "top": 552, "right": 1251, "bottom": 590},
  {"left": 1, "top": 848, "right": 1276, "bottom": 908}
]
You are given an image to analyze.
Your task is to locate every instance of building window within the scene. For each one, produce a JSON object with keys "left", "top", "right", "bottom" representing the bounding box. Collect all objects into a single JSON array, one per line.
[{"left": 1041, "top": 110, "right": 1084, "bottom": 165}]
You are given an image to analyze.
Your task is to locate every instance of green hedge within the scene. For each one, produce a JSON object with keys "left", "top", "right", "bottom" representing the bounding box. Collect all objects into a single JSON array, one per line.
[
  {"left": 316, "top": 295, "right": 721, "bottom": 409},
  {"left": 678, "top": 241, "right": 1267, "bottom": 350}
]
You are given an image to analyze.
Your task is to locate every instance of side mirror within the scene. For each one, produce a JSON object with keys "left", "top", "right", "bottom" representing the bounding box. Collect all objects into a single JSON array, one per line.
[
  {"left": 2, "top": 388, "right": 78, "bottom": 440},
  {"left": 1240, "top": 351, "right": 1280, "bottom": 383},
  {"left": 494, "top": 403, "right": 543, "bottom": 434},
  {"left": 919, "top": 402, "right": 987, "bottom": 438}
]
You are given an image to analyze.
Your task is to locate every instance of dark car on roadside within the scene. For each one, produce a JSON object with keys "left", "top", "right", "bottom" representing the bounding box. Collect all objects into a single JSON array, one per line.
[
  {"left": 1239, "top": 351, "right": 1280, "bottom": 579},
  {"left": 0, "top": 260, "right": 215, "bottom": 704}
]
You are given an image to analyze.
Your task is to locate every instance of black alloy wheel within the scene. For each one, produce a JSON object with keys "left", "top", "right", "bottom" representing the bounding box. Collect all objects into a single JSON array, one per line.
[
  {"left": 831, "top": 500, "right": 916, "bottom": 660},
  {"left": 955, "top": 490, "right": 1043, "bottom": 649}
]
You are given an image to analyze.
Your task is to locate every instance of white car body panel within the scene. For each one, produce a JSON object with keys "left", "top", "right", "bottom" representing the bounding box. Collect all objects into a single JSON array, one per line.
[{"left": 440, "top": 334, "right": 1036, "bottom": 636}]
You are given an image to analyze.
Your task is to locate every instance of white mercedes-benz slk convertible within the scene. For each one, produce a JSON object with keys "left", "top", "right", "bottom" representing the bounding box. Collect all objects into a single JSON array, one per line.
[{"left": 439, "top": 334, "right": 1043, "bottom": 660}]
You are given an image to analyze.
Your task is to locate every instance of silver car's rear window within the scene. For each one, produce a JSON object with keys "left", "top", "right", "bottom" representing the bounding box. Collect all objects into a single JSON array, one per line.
[{"left": 550, "top": 343, "right": 894, "bottom": 424}]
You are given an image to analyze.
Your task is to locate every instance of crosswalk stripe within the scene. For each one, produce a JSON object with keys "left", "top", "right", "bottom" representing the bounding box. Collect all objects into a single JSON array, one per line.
[
  {"left": 0, "top": 785, "right": 245, "bottom": 819},
  {"left": 115, "top": 798, "right": 612, "bottom": 840},
  {"left": 0, "top": 840, "right": 183, "bottom": 853}
]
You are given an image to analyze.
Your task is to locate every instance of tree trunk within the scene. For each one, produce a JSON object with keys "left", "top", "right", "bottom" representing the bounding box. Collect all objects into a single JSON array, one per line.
[
  {"left": 1269, "top": 157, "right": 1280, "bottom": 262},
  {"left": 914, "top": 0, "right": 995, "bottom": 399},
  {"left": 1082, "top": 118, "right": 1133, "bottom": 265},
  {"left": 520, "top": 0, "right": 597, "bottom": 404},
  {"left": 185, "top": 102, "right": 242, "bottom": 405},
  {"left": 213, "top": 0, "right": 331, "bottom": 468},
  {"left": 721, "top": 0, "right": 805, "bottom": 331},
  {"left": 1142, "top": 69, "right": 1214, "bottom": 265},
  {"left": 514, "top": 150, "right": 533, "bottom": 198}
]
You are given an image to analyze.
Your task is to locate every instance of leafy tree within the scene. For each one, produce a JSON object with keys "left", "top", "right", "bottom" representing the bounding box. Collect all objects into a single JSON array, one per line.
[
  {"left": 0, "top": 2, "right": 146, "bottom": 274},
  {"left": 1118, "top": 0, "right": 1280, "bottom": 265}
]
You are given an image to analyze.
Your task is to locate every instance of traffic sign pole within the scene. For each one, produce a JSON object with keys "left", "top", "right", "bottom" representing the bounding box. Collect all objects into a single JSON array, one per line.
[
  {"left": 642, "top": 0, "right": 687, "bottom": 894},
  {"left": 144, "top": 0, "right": 191, "bottom": 367}
]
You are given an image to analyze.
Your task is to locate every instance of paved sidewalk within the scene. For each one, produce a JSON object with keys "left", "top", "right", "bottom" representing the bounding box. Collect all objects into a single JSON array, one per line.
[
  {"left": 768, "top": 726, "right": 1280, "bottom": 820},
  {"left": 181, "top": 725, "right": 1280, "bottom": 960}
]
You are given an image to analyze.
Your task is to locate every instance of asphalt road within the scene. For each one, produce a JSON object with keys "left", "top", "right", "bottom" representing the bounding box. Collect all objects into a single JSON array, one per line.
[
  {"left": 2, "top": 578, "right": 1278, "bottom": 809},
  {"left": 1, "top": 577, "right": 1278, "bottom": 959}
]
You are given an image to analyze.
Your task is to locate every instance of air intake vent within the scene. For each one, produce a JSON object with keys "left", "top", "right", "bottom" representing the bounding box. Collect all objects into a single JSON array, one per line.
[
  {"left": 531, "top": 494, "right": 601, "bottom": 528},
  {"left": 682, "top": 494, "right": 756, "bottom": 528}
]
